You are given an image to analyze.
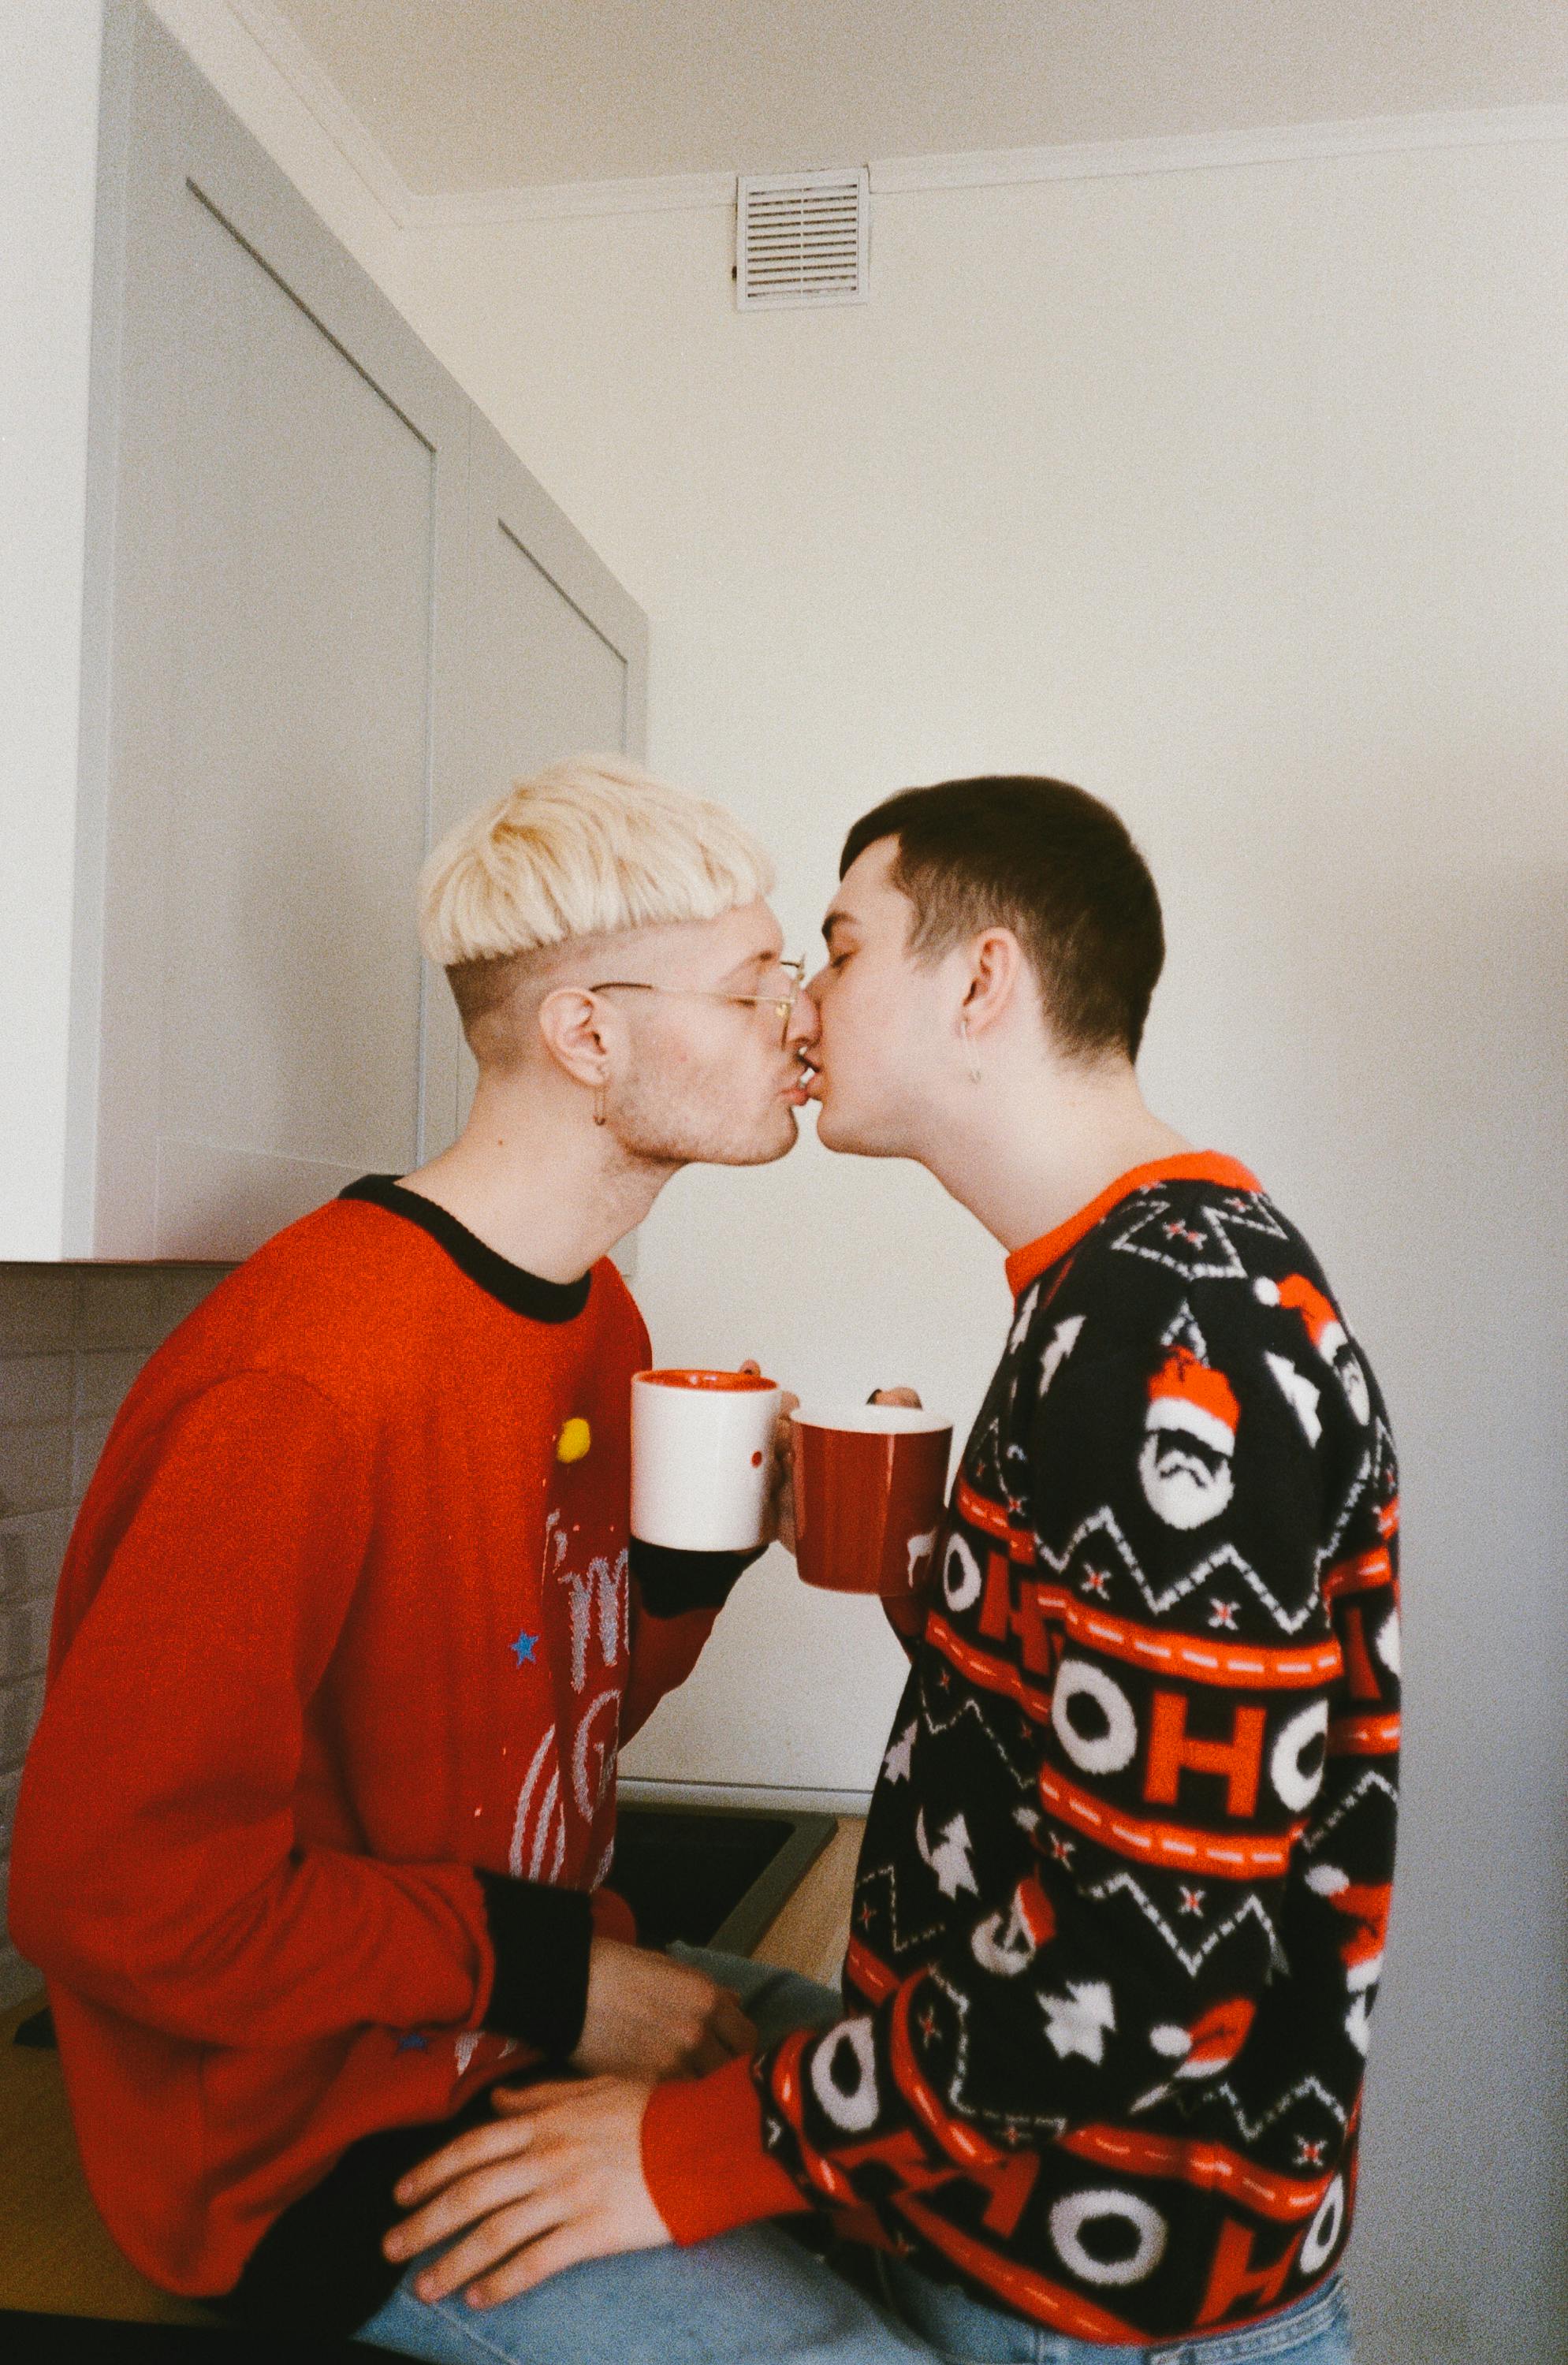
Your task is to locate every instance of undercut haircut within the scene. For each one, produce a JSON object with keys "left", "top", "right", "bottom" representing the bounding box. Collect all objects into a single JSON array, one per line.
[
  {"left": 840, "top": 775, "right": 1164, "bottom": 1062},
  {"left": 419, "top": 755, "right": 775, "bottom": 1042}
]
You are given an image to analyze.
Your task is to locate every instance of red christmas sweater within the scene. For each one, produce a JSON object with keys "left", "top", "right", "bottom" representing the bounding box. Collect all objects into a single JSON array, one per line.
[
  {"left": 641, "top": 1156, "right": 1400, "bottom": 2345},
  {"left": 9, "top": 1178, "right": 739, "bottom": 2309}
]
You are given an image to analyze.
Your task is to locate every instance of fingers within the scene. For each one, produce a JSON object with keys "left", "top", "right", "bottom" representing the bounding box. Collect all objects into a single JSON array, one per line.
[
  {"left": 490, "top": 2077, "right": 594, "bottom": 2116},
  {"left": 467, "top": 2218, "right": 619, "bottom": 2308},
  {"left": 871, "top": 1386, "right": 923, "bottom": 1407},
  {"left": 777, "top": 1389, "right": 800, "bottom": 1417},
  {"left": 411, "top": 2190, "right": 572, "bottom": 2304},
  {"left": 393, "top": 2111, "right": 539, "bottom": 2207},
  {"left": 389, "top": 2155, "right": 551, "bottom": 2267}
]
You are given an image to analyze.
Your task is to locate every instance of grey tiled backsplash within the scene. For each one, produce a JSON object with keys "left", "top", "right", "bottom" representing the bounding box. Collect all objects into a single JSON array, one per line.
[{"left": 0, "top": 1262, "right": 233, "bottom": 2006}]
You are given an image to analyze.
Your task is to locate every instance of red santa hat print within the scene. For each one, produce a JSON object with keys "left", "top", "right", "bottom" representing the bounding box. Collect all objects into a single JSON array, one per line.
[
  {"left": 1149, "top": 1994, "right": 1256, "bottom": 2080},
  {"left": 1254, "top": 1273, "right": 1370, "bottom": 1425},
  {"left": 1146, "top": 1348, "right": 1240, "bottom": 1456}
]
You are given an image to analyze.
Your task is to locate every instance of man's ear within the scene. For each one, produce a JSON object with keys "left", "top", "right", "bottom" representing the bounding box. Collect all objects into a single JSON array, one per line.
[
  {"left": 960, "top": 929, "right": 1025, "bottom": 1039},
  {"left": 536, "top": 985, "right": 615, "bottom": 1089}
]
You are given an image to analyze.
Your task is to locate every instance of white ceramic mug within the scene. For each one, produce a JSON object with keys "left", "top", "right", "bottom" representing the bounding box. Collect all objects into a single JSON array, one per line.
[{"left": 630, "top": 1368, "right": 784, "bottom": 1552}]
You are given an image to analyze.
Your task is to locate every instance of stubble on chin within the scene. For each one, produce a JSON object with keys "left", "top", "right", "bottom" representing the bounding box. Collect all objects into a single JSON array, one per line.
[{"left": 612, "top": 1089, "right": 800, "bottom": 1171}]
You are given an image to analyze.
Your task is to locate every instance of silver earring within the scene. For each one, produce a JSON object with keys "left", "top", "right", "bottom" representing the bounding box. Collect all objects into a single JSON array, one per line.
[
  {"left": 593, "top": 1083, "right": 608, "bottom": 1127},
  {"left": 959, "top": 1018, "right": 982, "bottom": 1084}
]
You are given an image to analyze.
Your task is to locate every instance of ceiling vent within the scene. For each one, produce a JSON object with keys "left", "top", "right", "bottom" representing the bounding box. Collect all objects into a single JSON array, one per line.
[{"left": 736, "top": 169, "right": 870, "bottom": 311}]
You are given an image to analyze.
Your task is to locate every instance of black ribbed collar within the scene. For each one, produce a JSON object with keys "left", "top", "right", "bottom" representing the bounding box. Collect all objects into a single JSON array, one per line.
[{"left": 339, "top": 1175, "right": 593, "bottom": 1324}]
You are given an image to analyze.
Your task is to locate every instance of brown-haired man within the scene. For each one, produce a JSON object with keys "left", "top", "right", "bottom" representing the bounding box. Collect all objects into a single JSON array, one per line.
[{"left": 371, "top": 777, "right": 1398, "bottom": 2365}]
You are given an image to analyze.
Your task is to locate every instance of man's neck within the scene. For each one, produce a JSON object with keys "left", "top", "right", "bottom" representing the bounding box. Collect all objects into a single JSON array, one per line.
[
  {"left": 398, "top": 1077, "right": 675, "bottom": 1283},
  {"left": 917, "top": 1059, "right": 1192, "bottom": 1257}
]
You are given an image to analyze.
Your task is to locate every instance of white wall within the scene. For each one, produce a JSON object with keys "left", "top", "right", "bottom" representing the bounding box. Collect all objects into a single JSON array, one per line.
[
  {"left": 73, "top": 20, "right": 1568, "bottom": 2359},
  {"left": 0, "top": 4, "right": 105, "bottom": 1257}
]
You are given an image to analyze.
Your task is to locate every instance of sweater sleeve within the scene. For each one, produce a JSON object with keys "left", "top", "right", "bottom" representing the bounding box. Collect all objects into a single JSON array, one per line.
[
  {"left": 642, "top": 1301, "right": 1346, "bottom": 2245},
  {"left": 617, "top": 1543, "right": 763, "bottom": 1747},
  {"left": 12, "top": 1372, "right": 520, "bottom": 2050}
]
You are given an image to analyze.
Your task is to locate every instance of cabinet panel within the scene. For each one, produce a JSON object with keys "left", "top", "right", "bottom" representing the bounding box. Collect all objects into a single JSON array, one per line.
[
  {"left": 73, "top": 6, "right": 647, "bottom": 1256},
  {"left": 159, "top": 184, "right": 430, "bottom": 1190},
  {"left": 490, "top": 523, "right": 628, "bottom": 775},
  {"left": 84, "top": 7, "right": 473, "bottom": 1256}
]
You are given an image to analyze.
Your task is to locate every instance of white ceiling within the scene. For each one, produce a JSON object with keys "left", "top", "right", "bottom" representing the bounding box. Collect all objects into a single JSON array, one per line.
[{"left": 274, "top": 0, "right": 1568, "bottom": 195}]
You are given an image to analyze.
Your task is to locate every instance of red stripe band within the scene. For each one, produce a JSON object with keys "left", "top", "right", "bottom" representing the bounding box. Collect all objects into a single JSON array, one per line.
[
  {"left": 844, "top": 1935, "right": 899, "bottom": 2003},
  {"left": 1324, "top": 1550, "right": 1394, "bottom": 1600},
  {"left": 954, "top": 1476, "right": 1037, "bottom": 1562},
  {"left": 1037, "top": 1764, "right": 1302, "bottom": 1879},
  {"left": 928, "top": 1612, "right": 1055, "bottom": 1723},
  {"left": 1327, "top": 1712, "right": 1401, "bottom": 1756},
  {"left": 1056, "top": 2125, "right": 1335, "bottom": 2222},
  {"left": 1063, "top": 1600, "right": 1341, "bottom": 1689}
]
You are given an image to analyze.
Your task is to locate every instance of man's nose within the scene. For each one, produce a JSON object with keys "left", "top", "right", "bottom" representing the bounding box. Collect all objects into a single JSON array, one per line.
[{"left": 788, "top": 983, "right": 821, "bottom": 1046}]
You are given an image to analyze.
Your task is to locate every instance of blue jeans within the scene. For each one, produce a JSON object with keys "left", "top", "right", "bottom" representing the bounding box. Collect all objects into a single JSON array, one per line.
[
  {"left": 356, "top": 1948, "right": 1352, "bottom": 2365},
  {"left": 878, "top": 2258, "right": 1351, "bottom": 2364}
]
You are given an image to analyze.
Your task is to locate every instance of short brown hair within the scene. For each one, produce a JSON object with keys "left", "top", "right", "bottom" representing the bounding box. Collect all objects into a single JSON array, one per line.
[{"left": 840, "top": 776, "right": 1164, "bottom": 1061}]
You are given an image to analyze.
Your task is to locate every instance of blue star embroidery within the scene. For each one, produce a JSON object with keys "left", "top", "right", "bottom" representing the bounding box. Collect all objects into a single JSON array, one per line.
[
  {"left": 510, "top": 1629, "right": 538, "bottom": 1667},
  {"left": 396, "top": 2033, "right": 428, "bottom": 2053}
]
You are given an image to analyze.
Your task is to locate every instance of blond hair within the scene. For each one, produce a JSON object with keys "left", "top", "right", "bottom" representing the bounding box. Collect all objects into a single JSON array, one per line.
[{"left": 419, "top": 754, "right": 775, "bottom": 1040}]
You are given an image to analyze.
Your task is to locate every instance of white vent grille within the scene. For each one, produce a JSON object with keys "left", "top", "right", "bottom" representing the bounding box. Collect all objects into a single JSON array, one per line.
[{"left": 736, "top": 169, "right": 870, "bottom": 310}]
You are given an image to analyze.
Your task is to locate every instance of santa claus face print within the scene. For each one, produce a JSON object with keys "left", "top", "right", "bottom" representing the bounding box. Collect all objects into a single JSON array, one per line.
[{"left": 1138, "top": 1428, "right": 1235, "bottom": 1530}]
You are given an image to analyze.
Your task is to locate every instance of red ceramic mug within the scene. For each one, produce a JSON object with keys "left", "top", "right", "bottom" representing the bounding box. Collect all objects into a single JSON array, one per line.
[{"left": 791, "top": 1404, "right": 953, "bottom": 1596}]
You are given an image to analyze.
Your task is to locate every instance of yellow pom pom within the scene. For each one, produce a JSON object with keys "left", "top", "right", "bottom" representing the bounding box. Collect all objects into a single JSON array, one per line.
[{"left": 556, "top": 1417, "right": 592, "bottom": 1464}]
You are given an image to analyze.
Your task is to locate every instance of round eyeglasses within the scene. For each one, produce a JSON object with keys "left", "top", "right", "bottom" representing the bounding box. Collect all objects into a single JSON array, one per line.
[{"left": 587, "top": 959, "right": 807, "bottom": 1049}]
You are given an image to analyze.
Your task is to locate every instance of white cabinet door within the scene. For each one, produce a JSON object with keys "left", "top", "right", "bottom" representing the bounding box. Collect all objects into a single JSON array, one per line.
[
  {"left": 82, "top": 6, "right": 468, "bottom": 1256},
  {"left": 70, "top": 5, "right": 647, "bottom": 1256}
]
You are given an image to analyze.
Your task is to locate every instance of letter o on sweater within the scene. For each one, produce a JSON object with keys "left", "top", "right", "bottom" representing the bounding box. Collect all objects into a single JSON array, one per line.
[
  {"left": 943, "top": 1532, "right": 982, "bottom": 1613},
  {"left": 1271, "top": 1699, "right": 1330, "bottom": 1813},
  {"left": 1052, "top": 1659, "right": 1138, "bottom": 1776},
  {"left": 1299, "top": 2174, "right": 1346, "bottom": 2274},
  {"left": 810, "top": 2018, "right": 881, "bottom": 2133},
  {"left": 1049, "top": 2188, "right": 1168, "bottom": 2287}
]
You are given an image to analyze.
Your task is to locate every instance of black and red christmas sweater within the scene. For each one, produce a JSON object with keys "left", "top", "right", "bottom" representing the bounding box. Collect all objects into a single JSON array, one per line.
[{"left": 641, "top": 1153, "right": 1400, "bottom": 2345}]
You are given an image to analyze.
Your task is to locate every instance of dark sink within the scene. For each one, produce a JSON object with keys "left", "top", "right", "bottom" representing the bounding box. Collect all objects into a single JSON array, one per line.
[{"left": 608, "top": 1801, "right": 837, "bottom": 1956}]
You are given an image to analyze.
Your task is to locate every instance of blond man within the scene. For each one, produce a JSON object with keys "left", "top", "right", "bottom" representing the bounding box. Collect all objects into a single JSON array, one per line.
[{"left": 11, "top": 760, "right": 926, "bottom": 2355}]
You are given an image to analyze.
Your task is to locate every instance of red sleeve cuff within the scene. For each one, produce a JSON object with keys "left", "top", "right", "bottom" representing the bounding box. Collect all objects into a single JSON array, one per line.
[{"left": 641, "top": 2054, "right": 808, "bottom": 2245}]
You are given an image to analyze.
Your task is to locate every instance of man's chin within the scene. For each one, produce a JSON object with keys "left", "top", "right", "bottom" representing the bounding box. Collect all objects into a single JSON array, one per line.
[
  {"left": 695, "top": 1108, "right": 803, "bottom": 1168},
  {"left": 813, "top": 1097, "right": 896, "bottom": 1160}
]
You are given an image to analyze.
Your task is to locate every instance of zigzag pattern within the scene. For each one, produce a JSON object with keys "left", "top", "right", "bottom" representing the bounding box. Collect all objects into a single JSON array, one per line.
[
  {"left": 1033, "top": 1503, "right": 1320, "bottom": 1635},
  {"left": 1194, "top": 2073, "right": 1349, "bottom": 2145},
  {"left": 1302, "top": 1769, "right": 1399, "bottom": 1856},
  {"left": 927, "top": 1965, "right": 1071, "bottom": 2143},
  {"left": 918, "top": 1657, "right": 1037, "bottom": 1792},
  {"left": 1109, "top": 1190, "right": 1288, "bottom": 1282},
  {"left": 851, "top": 1857, "right": 950, "bottom": 1962},
  {"left": 1078, "top": 1869, "right": 1288, "bottom": 1980}
]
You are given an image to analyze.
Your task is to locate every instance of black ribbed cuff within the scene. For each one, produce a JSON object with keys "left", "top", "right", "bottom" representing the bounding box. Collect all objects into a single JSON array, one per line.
[
  {"left": 475, "top": 1872, "right": 594, "bottom": 2058},
  {"left": 629, "top": 1536, "right": 765, "bottom": 1618}
]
